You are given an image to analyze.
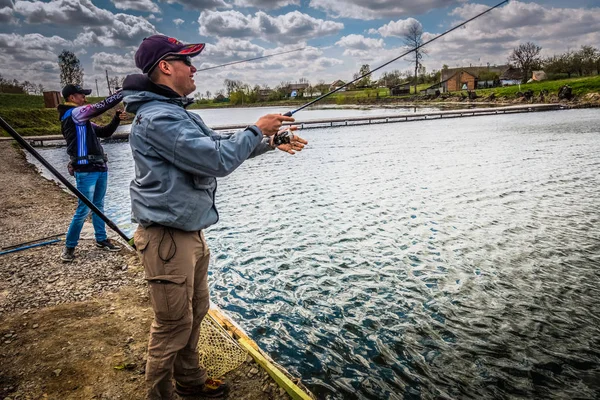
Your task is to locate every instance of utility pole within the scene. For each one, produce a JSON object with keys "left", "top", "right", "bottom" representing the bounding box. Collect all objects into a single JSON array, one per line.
[
  {"left": 105, "top": 70, "right": 112, "bottom": 95},
  {"left": 95, "top": 78, "right": 99, "bottom": 97}
]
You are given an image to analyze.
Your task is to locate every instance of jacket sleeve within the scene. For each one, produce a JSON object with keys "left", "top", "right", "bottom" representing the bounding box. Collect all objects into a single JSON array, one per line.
[
  {"left": 202, "top": 125, "right": 274, "bottom": 159},
  {"left": 71, "top": 92, "right": 123, "bottom": 124},
  {"left": 248, "top": 138, "right": 275, "bottom": 158},
  {"left": 145, "top": 113, "right": 264, "bottom": 178},
  {"left": 92, "top": 114, "right": 120, "bottom": 138}
]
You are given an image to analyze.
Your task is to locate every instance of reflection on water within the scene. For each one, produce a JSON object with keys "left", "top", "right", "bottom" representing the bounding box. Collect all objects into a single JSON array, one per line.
[{"left": 29, "top": 108, "right": 600, "bottom": 399}]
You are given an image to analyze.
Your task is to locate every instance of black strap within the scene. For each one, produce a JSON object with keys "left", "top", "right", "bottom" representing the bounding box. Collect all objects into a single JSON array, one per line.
[{"left": 71, "top": 154, "right": 108, "bottom": 163}]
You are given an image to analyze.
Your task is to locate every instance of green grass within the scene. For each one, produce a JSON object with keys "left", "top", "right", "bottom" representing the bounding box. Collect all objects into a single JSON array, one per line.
[
  {"left": 0, "top": 93, "right": 127, "bottom": 137},
  {"left": 0, "top": 93, "right": 45, "bottom": 109},
  {"left": 477, "top": 75, "right": 600, "bottom": 98},
  {"left": 0, "top": 108, "right": 60, "bottom": 136}
]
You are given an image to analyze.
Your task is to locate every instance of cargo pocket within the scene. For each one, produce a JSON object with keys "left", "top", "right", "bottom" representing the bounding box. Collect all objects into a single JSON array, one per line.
[
  {"left": 146, "top": 275, "right": 188, "bottom": 321},
  {"left": 133, "top": 228, "right": 149, "bottom": 254}
]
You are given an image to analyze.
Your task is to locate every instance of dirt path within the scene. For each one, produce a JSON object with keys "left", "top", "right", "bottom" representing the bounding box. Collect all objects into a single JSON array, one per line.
[{"left": 0, "top": 142, "right": 297, "bottom": 400}]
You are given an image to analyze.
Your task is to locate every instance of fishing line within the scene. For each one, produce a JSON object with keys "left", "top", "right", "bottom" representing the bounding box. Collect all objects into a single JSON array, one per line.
[
  {"left": 0, "top": 116, "right": 134, "bottom": 248},
  {"left": 283, "top": 0, "right": 509, "bottom": 117},
  {"left": 196, "top": 47, "right": 306, "bottom": 72}
]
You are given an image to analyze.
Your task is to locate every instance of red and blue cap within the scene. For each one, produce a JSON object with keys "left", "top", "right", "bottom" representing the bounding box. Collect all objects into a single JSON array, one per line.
[{"left": 135, "top": 35, "right": 205, "bottom": 74}]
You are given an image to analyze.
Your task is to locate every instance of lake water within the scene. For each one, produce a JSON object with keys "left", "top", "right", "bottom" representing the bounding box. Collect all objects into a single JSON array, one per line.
[{"left": 29, "top": 107, "right": 600, "bottom": 399}]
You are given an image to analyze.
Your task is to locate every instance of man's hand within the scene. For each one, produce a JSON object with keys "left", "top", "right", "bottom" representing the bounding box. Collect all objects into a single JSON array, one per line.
[
  {"left": 115, "top": 110, "right": 128, "bottom": 121},
  {"left": 255, "top": 114, "right": 295, "bottom": 136},
  {"left": 272, "top": 127, "right": 308, "bottom": 155}
]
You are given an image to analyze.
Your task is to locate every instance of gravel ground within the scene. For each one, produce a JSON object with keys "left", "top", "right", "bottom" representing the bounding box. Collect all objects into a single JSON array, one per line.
[
  {"left": 0, "top": 142, "right": 143, "bottom": 316},
  {"left": 0, "top": 142, "right": 307, "bottom": 400}
]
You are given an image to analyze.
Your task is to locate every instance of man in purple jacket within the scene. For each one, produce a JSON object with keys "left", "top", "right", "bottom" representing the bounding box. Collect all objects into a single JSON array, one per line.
[{"left": 58, "top": 84, "right": 126, "bottom": 262}]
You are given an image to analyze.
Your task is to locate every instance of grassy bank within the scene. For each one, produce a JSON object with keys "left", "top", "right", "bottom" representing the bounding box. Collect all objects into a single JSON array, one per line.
[
  {"left": 0, "top": 95, "right": 126, "bottom": 137},
  {"left": 1, "top": 76, "right": 598, "bottom": 137},
  {"left": 476, "top": 75, "right": 600, "bottom": 98}
]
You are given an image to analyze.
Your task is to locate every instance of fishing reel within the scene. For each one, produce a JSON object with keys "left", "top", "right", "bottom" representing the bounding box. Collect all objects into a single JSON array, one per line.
[{"left": 272, "top": 127, "right": 294, "bottom": 146}]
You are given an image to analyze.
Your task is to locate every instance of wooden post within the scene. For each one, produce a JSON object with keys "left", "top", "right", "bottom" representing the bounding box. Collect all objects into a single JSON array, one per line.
[{"left": 42, "top": 91, "right": 61, "bottom": 108}]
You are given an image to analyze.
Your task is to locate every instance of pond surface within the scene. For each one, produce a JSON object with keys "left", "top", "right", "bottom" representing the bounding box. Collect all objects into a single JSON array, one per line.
[{"left": 30, "top": 108, "right": 600, "bottom": 399}]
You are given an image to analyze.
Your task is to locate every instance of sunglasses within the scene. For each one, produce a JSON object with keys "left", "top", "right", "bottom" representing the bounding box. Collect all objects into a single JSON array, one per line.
[{"left": 162, "top": 55, "right": 193, "bottom": 67}]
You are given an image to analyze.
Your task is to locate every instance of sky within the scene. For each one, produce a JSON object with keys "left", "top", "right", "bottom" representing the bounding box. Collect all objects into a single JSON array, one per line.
[{"left": 1, "top": 0, "right": 599, "bottom": 97}]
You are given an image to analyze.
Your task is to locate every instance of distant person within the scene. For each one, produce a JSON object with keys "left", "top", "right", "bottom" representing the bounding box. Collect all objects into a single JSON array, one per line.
[
  {"left": 122, "top": 35, "right": 307, "bottom": 399},
  {"left": 58, "top": 84, "right": 127, "bottom": 262}
]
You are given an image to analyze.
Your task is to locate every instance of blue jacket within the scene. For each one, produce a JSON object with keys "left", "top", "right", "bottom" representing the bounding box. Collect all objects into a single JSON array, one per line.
[{"left": 122, "top": 74, "right": 273, "bottom": 231}]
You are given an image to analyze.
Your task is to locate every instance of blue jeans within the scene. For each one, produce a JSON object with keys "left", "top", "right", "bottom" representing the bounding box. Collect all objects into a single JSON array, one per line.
[{"left": 65, "top": 171, "right": 108, "bottom": 248}]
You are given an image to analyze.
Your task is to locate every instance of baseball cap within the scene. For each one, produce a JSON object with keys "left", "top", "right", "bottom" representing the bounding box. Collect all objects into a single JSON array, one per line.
[
  {"left": 62, "top": 84, "right": 92, "bottom": 99},
  {"left": 135, "top": 35, "right": 205, "bottom": 74}
]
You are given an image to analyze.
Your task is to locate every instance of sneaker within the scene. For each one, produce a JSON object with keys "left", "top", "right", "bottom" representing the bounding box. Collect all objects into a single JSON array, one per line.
[
  {"left": 96, "top": 239, "right": 121, "bottom": 252},
  {"left": 61, "top": 247, "right": 75, "bottom": 262},
  {"left": 174, "top": 378, "right": 229, "bottom": 398}
]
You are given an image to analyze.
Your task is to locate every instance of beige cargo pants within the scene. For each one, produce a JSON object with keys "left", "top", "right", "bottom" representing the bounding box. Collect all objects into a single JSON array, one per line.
[{"left": 134, "top": 225, "right": 210, "bottom": 400}]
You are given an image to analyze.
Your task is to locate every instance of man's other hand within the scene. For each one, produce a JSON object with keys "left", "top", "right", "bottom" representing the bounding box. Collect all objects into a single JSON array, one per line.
[
  {"left": 273, "top": 127, "right": 308, "bottom": 154},
  {"left": 255, "top": 114, "right": 295, "bottom": 136}
]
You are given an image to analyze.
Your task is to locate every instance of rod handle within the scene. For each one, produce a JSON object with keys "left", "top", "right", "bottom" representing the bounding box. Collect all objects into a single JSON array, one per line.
[{"left": 283, "top": 111, "right": 293, "bottom": 117}]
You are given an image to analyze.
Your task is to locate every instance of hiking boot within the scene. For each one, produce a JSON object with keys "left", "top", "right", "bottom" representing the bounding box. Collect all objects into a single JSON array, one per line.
[
  {"left": 61, "top": 247, "right": 75, "bottom": 262},
  {"left": 96, "top": 239, "right": 121, "bottom": 252},
  {"left": 174, "top": 378, "right": 229, "bottom": 398}
]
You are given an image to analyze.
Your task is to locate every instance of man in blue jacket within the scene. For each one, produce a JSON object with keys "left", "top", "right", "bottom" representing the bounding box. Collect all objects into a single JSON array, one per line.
[
  {"left": 123, "top": 35, "right": 307, "bottom": 399},
  {"left": 58, "top": 84, "right": 127, "bottom": 262}
]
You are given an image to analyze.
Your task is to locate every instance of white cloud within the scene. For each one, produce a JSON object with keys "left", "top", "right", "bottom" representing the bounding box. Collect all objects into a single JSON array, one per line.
[
  {"left": 374, "top": 18, "right": 422, "bottom": 38},
  {"left": 402, "top": 1, "right": 600, "bottom": 76},
  {"left": 232, "top": 0, "right": 299, "bottom": 10},
  {"left": 73, "top": 13, "right": 158, "bottom": 48},
  {"left": 173, "top": 18, "right": 184, "bottom": 26},
  {"left": 190, "top": 38, "right": 342, "bottom": 94},
  {"left": 91, "top": 51, "right": 138, "bottom": 74},
  {"left": 111, "top": 0, "right": 160, "bottom": 13},
  {"left": 335, "top": 34, "right": 385, "bottom": 57},
  {"left": 14, "top": 0, "right": 113, "bottom": 25},
  {"left": 0, "top": 33, "right": 73, "bottom": 90},
  {"left": 0, "top": 32, "right": 71, "bottom": 60},
  {"left": 198, "top": 10, "right": 343, "bottom": 44},
  {"left": 309, "top": 0, "right": 467, "bottom": 20},
  {"left": 13, "top": 0, "right": 158, "bottom": 48},
  {"left": 162, "top": 0, "right": 229, "bottom": 10},
  {"left": 0, "top": 6, "right": 16, "bottom": 23}
]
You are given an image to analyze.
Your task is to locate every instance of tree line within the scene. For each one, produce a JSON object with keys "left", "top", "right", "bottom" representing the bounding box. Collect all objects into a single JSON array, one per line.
[
  {"left": 509, "top": 42, "right": 599, "bottom": 83},
  {"left": 0, "top": 75, "right": 45, "bottom": 95}
]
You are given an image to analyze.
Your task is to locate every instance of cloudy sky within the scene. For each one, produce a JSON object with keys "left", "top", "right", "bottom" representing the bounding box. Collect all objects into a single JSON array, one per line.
[{"left": 1, "top": 0, "right": 599, "bottom": 97}]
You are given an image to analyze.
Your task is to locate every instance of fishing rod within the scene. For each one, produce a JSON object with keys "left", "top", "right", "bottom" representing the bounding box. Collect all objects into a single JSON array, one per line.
[
  {"left": 1, "top": 232, "right": 64, "bottom": 251},
  {"left": 282, "top": 0, "right": 509, "bottom": 117},
  {"left": 0, "top": 116, "right": 134, "bottom": 248},
  {"left": 196, "top": 47, "right": 306, "bottom": 72}
]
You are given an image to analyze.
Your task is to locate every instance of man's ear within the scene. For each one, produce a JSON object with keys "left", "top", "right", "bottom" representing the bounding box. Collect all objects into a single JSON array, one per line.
[{"left": 157, "top": 60, "right": 173, "bottom": 75}]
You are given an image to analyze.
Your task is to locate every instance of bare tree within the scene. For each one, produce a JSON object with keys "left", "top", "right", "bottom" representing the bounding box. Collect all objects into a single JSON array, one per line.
[
  {"left": 108, "top": 76, "right": 124, "bottom": 93},
  {"left": 403, "top": 21, "right": 426, "bottom": 94},
  {"left": 508, "top": 42, "right": 542, "bottom": 83},
  {"left": 58, "top": 50, "right": 84, "bottom": 86},
  {"left": 223, "top": 79, "right": 244, "bottom": 97}
]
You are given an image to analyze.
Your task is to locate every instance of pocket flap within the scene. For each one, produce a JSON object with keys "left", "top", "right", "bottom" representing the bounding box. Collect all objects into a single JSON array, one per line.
[
  {"left": 146, "top": 275, "right": 186, "bottom": 285},
  {"left": 133, "top": 230, "right": 149, "bottom": 251}
]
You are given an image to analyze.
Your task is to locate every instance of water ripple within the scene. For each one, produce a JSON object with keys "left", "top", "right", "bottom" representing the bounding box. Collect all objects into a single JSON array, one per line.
[{"left": 30, "top": 108, "right": 600, "bottom": 399}]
